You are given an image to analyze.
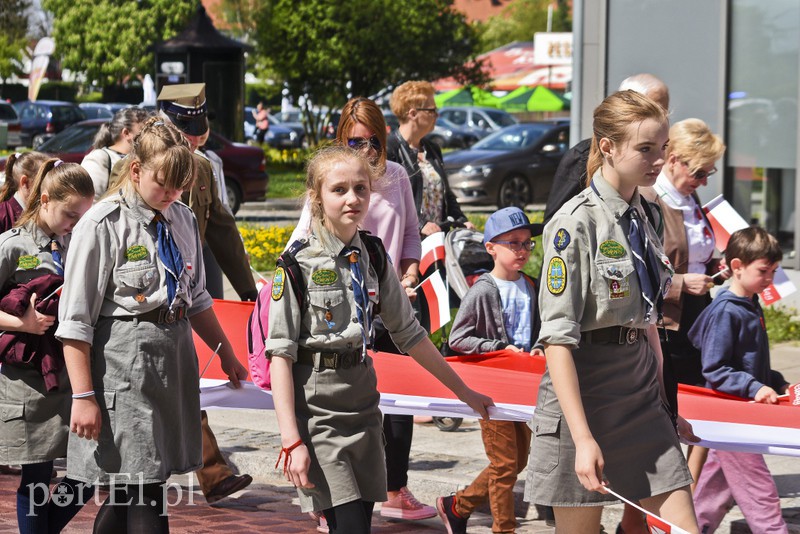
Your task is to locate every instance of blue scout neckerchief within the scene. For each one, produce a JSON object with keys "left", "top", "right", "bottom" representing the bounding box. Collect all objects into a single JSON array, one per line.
[
  {"left": 154, "top": 211, "right": 184, "bottom": 310},
  {"left": 49, "top": 240, "right": 64, "bottom": 276},
  {"left": 341, "top": 246, "right": 372, "bottom": 362}
]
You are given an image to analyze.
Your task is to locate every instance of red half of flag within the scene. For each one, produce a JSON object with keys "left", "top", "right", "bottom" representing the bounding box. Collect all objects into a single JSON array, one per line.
[
  {"left": 420, "top": 232, "right": 446, "bottom": 274},
  {"left": 419, "top": 270, "right": 450, "bottom": 333}
]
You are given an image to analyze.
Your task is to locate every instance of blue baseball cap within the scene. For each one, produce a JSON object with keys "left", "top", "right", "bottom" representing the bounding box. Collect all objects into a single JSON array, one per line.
[{"left": 484, "top": 207, "right": 544, "bottom": 243}]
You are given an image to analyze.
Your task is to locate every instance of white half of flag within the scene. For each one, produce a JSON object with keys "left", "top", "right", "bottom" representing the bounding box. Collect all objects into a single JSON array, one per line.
[
  {"left": 419, "top": 269, "right": 451, "bottom": 333},
  {"left": 703, "top": 195, "right": 796, "bottom": 305},
  {"left": 420, "top": 232, "right": 446, "bottom": 274}
]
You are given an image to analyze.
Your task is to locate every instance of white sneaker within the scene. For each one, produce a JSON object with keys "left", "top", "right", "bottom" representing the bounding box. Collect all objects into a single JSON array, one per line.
[{"left": 381, "top": 486, "right": 437, "bottom": 520}]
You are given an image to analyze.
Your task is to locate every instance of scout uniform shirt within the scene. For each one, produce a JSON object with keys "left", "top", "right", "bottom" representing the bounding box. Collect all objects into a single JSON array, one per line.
[
  {"left": 539, "top": 171, "right": 673, "bottom": 347},
  {"left": 56, "top": 187, "right": 212, "bottom": 332}
]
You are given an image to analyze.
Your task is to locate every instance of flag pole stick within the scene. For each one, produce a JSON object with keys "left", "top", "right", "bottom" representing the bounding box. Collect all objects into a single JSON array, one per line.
[{"left": 200, "top": 342, "right": 223, "bottom": 379}]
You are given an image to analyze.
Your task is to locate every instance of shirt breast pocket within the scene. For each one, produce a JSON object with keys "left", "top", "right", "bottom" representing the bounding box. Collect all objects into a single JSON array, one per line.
[
  {"left": 117, "top": 262, "right": 158, "bottom": 295},
  {"left": 308, "top": 287, "right": 346, "bottom": 335},
  {"left": 595, "top": 257, "right": 635, "bottom": 310}
]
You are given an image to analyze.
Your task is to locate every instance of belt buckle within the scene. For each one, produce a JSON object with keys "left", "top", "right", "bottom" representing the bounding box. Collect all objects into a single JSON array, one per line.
[{"left": 622, "top": 328, "right": 638, "bottom": 345}]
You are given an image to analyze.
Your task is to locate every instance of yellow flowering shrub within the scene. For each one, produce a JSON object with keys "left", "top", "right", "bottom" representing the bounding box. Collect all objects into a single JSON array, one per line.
[{"left": 239, "top": 223, "right": 295, "bottom": 272}]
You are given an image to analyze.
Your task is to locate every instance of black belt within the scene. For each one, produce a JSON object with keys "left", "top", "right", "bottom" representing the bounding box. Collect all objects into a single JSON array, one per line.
[
  {"left": 296, "top": 349, "right": 363, "bottom": 370},
  {"left": 582, "top": 326, "right": 645, "bottom": 345},
  {"left": 117, "top": 307, "right": 187, "bottom": 325}
]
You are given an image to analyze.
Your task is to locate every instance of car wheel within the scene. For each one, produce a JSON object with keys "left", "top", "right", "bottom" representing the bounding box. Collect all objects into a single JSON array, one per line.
[
  {"left": 497, "top": 175, "right": 530, "bottom": 209},
  {"left": 428, "top": 135, "right": 446, "bottom": 149},
  {"left": 226, "top": 182, "right": 242, "bottom": 215}
]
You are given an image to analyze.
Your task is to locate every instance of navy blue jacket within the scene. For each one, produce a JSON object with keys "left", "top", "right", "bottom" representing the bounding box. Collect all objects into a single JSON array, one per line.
[{"left": 688, "top": 288, "right": 787, "bottom": 399}]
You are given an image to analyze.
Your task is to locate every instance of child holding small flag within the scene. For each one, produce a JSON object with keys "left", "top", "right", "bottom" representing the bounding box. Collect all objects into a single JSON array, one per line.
[
  {"left": 0, "top": 159, "right": 95, "bottom": 533},
  {"left": 266, "top": 146, "right": 493, "bottom": 534},
  {"left": 436, "top": 206, "right": 543, "bottom": 534},
  {"left": 688, "top": 226, "right": 790, "bottom": 533}
]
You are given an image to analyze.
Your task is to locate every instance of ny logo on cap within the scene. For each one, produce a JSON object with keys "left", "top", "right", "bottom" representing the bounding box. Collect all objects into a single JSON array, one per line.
[{"left": 509, "top": 212, "right": 525, "bottom": 226}]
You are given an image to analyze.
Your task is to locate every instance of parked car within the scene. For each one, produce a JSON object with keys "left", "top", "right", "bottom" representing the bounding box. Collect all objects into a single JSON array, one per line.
[
  {"left": 424, "top": 117, "right": 480, "bottom": 149},
  {"left": 12, "top": 100, "right": 86, "bottom": 148},
  {"left": 78, "top": 102, "right": 131, "bottom": 120},
  {"left": 269, "top": 113, "right": 306, "bottom": 146},
  {"left": 443, "top": 121, "right": 569, "bottom": 209},
  {"left": 0, "top": 119, "right": 268, "bottom": 214},
  {"left": 438, "top": 106, "right": 517, "bottom": 137},
  {"left": 244, "top": 106, "right": 302, "bottom": 148},
  {"left": 0, "top": 102, "right": 22, "bottom": 149}
]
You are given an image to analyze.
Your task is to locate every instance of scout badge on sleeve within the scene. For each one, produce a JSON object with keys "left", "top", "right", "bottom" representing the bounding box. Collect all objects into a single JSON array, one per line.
[
  {"left": 271, "top": 266, "right": 286, "bottom": 301},
  {"left": 546, "top": 257, "right": 567, "bottom": 295},
  {"left": 553, "top": 228, "right": 570, "bottom": 252}
]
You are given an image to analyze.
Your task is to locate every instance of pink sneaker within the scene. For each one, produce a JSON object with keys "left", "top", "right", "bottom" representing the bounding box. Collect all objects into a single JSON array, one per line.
[{"left": 380, "top": 486, "right": 437, "bottom": 520}]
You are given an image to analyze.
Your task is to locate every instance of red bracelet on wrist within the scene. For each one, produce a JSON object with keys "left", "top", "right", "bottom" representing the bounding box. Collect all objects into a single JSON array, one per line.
[{"left": 275, "top": 439, "right": 304, "bottom": 475}]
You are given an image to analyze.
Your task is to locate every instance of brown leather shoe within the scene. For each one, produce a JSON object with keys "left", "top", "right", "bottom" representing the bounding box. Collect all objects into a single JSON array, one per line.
[
  {"left": 0, "top": 465, "right": 21, "bottom": 476},
  {"left": 205, "top": 474, "right": 253, "bottom": 504}
]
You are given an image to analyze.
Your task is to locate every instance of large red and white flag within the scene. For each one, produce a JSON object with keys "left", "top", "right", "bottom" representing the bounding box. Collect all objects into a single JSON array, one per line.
[
  {"left": 418, "top": 270, "right": 450, "bottom": 333},
  {"left": 703, "top": 195, "right": 796, "bottom": 305},
  {"left": 420, "top": 232, "right": 446, "bottom": 274}
]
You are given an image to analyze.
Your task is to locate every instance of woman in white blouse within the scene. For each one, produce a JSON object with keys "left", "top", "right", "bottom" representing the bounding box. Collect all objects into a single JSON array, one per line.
[{"left": 640, "top": 118, "right": 728, "bottom": 488}]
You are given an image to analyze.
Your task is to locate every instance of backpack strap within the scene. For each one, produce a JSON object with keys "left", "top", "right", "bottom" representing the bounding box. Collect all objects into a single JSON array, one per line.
[
  {"left": 278, "top": 239, "right": 310, "bottom": 306},
  {"left": 359, "top": 230, "right": 388, "bottom": 280},
  {"left": 641, "top": 197, "right": 664, "bottom": 240}
]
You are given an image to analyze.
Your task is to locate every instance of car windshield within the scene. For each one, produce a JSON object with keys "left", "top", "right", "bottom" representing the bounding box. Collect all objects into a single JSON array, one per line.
[
  {"left": 38, "top": 123, "right": 98, "bottom": 153},
  {"left": 485, "top": 109, "right": 517, "bottom": 127},
  {"left": 0, "top": 105, "right": 17, "bottom": 121},
  {"left": 471, "top": 124, "right": 551, "bottom": 151}
]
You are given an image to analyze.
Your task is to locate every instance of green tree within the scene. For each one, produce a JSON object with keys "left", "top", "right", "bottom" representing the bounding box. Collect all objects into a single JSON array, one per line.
[
  {"left": 41, "top": 0, "right": 196, "bottom": 85},
  {"left": 478, "top": 0, "right": 571, "bottom": 53},
  {"left": 0, "top": 0, "right": 31, "bottom": 81},
  {"left": 254, "top": 0, "right": 487, "bottom": 145}
]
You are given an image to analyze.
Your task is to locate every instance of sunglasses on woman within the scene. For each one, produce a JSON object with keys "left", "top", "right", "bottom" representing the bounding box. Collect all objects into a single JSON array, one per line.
[
  {"left": 347, "top": 135, "right": 381, "bottom": 152},
  {"left": 491, "top": 239, "right": 536, "bottom": 252},
  {"left": 681, "top": 160, "right": 717, "bottom": 181}
]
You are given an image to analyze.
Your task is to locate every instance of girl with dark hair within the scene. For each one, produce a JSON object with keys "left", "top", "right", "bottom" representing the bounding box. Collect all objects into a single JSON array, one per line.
[
  {"left": 0, "top": 159, "right": 95, "bottom": 533},
  {"left": 81, "top": 106, "right": 151, "bottom": 200}
]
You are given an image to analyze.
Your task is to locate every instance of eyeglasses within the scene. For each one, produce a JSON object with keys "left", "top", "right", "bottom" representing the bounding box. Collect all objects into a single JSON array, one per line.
[
  {"left": 346, "top": 135, "right": 381, "bottom": 152},
  {"left": 681, "top": 161, "right": 717, "bottom": 181},
  {"left": 416, "top": 107, "right": 439, "bottom": 116},
  {"left": 491, "top": 239, "right": 535, "bottom": 252}
]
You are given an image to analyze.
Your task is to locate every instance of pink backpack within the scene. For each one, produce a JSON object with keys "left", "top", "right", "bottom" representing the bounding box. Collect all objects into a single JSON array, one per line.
[{"left": 246, "top": 280, "right": 273, "bottom": 390}]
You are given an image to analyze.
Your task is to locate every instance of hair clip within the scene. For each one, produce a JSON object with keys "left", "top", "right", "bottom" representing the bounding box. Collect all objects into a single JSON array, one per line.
[
  {"left": 54, "top": 159, "right": 64, "bottom": 167},
  {"left": 153, "top": 121, "right": 164, "bottom": 127},
  {"left": 14, "top": 152, "right": 21, "bottom": 159}
]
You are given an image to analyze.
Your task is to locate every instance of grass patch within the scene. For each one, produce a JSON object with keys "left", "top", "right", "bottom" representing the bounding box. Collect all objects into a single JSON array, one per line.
[
  {"left": 266, "top": 167, "right": 306, "bottom": 199},
  {"left": 764, "top": 306, "right": 800, "bottom": 345}
]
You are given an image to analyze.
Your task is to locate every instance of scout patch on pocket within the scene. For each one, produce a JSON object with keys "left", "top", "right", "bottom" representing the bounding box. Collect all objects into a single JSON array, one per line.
[
  {"left": 125, "top": 245, "right": 148, "bottom": 262},
  {"left": 599, "top": 240, "right": 626, "bottom": 259},
  {"left": 546, "top": 257, "right": 567, "bottom": 295},
  {"left": 271, "top": 267, "right": 286, "bottom": 301},
  {"left": 17, "top": 255, "right": 40, "bottom": 270},
  {"left": 608, "top": 277, "right": 631, "bottom": 300},
  {"left": 553, "top": 228, "right": 571, "bottom": 252},
  {"left": 311, "top": 269, "right": 337, "bottom": 286}
]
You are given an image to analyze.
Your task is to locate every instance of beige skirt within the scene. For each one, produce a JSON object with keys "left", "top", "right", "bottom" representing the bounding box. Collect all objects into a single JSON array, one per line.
[
  {"left": 525, "top": 334, "right": 692, "bottom": 506},
  {"left": 292, "top": 355, "right": 385, "bottom": 512}
]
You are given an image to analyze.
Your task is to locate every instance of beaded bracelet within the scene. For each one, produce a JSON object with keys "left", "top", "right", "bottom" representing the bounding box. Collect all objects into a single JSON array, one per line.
[
  {"left": 275, "top": 439, "right": 304, "bottom": 475},
  {"left": 72, "top": 390, "right": 95, "bottom": 399}
]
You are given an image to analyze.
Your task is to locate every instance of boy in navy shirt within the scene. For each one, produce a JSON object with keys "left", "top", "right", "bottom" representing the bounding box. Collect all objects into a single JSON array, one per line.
[{"left": 688, "top": 226, "right": 790, "bottom": 533}]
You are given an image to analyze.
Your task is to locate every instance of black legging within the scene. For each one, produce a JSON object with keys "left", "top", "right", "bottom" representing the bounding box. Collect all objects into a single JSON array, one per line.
[
  {"left": 17, "top": 461, "right": 94, "bottom": 534},
  {"left": 93, "top": 483, "right": 169, "bottom": 534},
  {"left": 323, "top": 500, "right": 374, "bottom": 534}
]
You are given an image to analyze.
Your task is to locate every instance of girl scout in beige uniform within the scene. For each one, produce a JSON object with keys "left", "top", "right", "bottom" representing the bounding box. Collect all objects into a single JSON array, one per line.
[
  {"left": 0, "top": 160, "right": 94, "bottom": 533},
  {"left": 526, "top": 91, "right": 698, "bottom": 533},
  {"left": 267, "top": 146, "right": 492, "bottom": 534},
  {"left": 56, "top": 119, "right": 247, "bottom": 533}
]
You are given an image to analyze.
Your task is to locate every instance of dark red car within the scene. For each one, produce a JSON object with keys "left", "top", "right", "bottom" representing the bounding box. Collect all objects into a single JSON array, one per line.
[{"left": 1, "top": 119, "right": 268, "bottom": 213}]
